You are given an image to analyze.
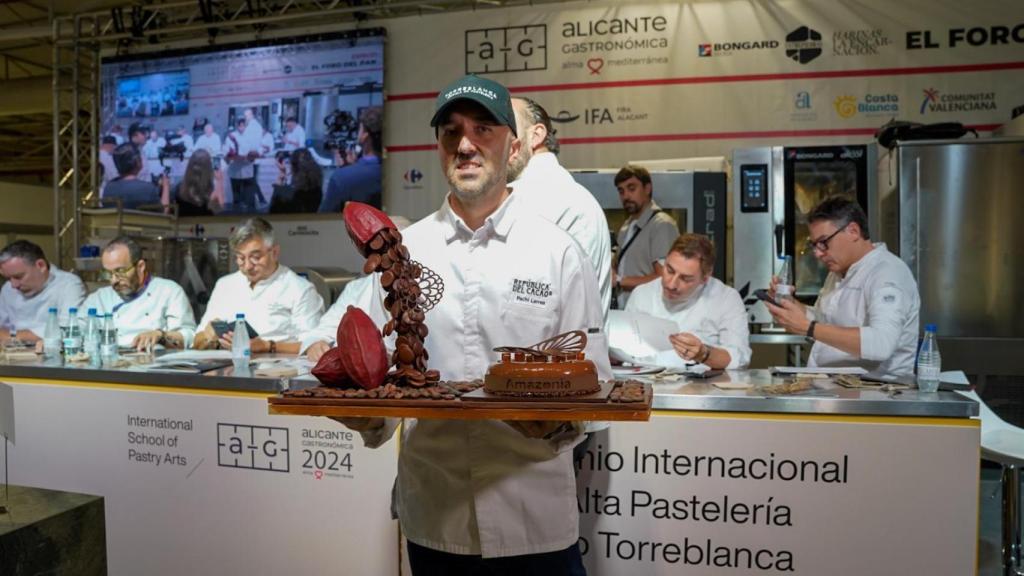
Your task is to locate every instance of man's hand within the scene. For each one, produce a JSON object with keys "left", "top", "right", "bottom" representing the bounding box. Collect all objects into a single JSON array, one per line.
[
  {"left": 15, "top": 329, "right": 41, "bottom": 344},
  {"left": 765, "top": 298, "right": 811, "bottom": 335},
  {"left": 133, "top": 330, "right": 163, "bottom": 351},
  {"left": 505, "top": 420, "right": 569, "bottom": 439},
  {"left": 669, "top": 332, "right": 705, "bottom": 362},
  {"left": 306, "top": 341, "right": 330, "bottom": 362},
  {"left": 219, "top": 332, "right": 271, "bottom": 354},
  {"left": 329, "top": 417, "right": 385, "bottom": 432},
  {"left": 192, "top": 323, "right": 220, "bottom": 349}
]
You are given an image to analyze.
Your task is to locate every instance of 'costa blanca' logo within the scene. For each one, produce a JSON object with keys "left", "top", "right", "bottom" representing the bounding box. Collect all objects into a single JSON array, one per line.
[{"left": 834, "top": 96, "right": 857, "bottom": 118}]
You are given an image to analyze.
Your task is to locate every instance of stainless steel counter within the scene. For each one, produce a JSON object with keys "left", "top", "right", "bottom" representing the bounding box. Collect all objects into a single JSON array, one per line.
[
  {"left": 0, "top": 360, "right": 978, "bottom": 419},
  {"left": 0, "top": 356, "right": 290, "bottom": 393},
  {"left": 648, "top": 369, "right": 978, "bottom": 418}
]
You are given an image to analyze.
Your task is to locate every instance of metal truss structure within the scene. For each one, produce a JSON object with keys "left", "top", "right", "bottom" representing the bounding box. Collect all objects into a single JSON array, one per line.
[{"left": 48, "top": 0, "right": 571, "bottom": 267}]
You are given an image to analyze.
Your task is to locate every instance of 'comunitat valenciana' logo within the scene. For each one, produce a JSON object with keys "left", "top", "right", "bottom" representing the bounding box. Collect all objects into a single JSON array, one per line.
[{"left": 920, "top": 88, "right": 997, "bottom": 114}]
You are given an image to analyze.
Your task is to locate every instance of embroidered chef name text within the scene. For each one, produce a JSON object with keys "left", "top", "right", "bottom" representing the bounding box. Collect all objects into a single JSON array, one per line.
[{"left": 512, "top": 279, "right": 552, "bottom": 298}]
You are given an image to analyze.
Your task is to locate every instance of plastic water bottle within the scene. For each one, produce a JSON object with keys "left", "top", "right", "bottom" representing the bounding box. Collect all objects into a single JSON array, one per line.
[
  {"left": 43, "top": 307, "right": 61, "bottom": 357},
  {"left": 63, "top": 307, "right": 82, "bottom": 357},
  {"left": 100, "top": 313, "right": 119, "bottom": 365},
  {"left": 917, "top": 324, "right": 942, "bottom": 393},
  {"left": 775, "top": 255, "right": 794, "bottom": 300},
  {"left": 83, "top": 308, "right": 100, "bottom": 358},
  {"left": 231, "top": 313, "right": 251, "bottom": 365}
]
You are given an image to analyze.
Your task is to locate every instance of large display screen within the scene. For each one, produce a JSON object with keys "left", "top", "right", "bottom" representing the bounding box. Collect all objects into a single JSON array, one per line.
[{"left": 100, "top": 30, "right": 385, "bottom": 215}]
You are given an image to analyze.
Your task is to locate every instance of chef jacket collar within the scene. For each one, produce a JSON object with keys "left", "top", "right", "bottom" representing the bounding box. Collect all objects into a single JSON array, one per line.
[{"left": 440, "top": 188, "right": 518, "bottom": 244}]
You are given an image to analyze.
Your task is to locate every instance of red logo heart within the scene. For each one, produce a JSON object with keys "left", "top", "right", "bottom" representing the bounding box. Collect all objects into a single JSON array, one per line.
[
  {"left": 314, "top": 470, "right": 323, "bottom": 480},
  {"left": 587, "top": 58, "right": 604, "bottom": 75}
]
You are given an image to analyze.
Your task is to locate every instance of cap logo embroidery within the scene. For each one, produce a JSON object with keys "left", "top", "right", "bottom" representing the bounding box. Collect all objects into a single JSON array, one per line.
[{"left": 445, "top": 86, "right": 497, "bottom": 101}]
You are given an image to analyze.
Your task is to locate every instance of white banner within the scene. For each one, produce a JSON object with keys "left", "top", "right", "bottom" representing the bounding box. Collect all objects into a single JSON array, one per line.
[
  {"left": 5, "top": 380, "right": 399, "bottom": 576},
  {"left": 379, "top": 0, "right": 1024, "bottom": 219},
  {"left": 575, "top": 414, "right": 979, "bottom": 575}
]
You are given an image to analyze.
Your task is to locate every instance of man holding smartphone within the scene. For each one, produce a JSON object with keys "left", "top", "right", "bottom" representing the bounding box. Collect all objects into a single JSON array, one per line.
[
  {"left": 193, "top": 217, "right": 323, "bottom": 353},
  {"left": 765, "top": 197, "right": 920, "bottom": 377}
]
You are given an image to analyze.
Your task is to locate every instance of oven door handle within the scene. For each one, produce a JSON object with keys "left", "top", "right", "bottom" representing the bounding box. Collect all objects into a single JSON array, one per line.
[{"left": 774, "top": 224, "right": 785, "bottom": 259}]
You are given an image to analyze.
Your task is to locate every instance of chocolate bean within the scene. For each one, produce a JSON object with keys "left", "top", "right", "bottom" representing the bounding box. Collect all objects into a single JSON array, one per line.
[
  {"left": 417, "top": 324, "right": 429, "bottom": 339},
  {"left": 381, "top": 270, "right": 395, "bottom": 288},
  {"left": 380, "top": 254, "right": 393, "bottom": 270},
  {"left": 425, "top": 369, "right": 440, "bottom": 381},
  {"left": 369, "top": 234, "right": 385, "bottom": 251},
  {"left": 363, "top": 253, "right": 381, "bottom": 274},
  {"left": 398, "top": 344, "right": 415, "bottom": 364}
]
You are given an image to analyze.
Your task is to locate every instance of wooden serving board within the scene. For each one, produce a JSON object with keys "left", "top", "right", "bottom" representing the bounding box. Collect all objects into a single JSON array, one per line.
[{"left": 267, "top": 381, "right": 652, "bottom": 422}]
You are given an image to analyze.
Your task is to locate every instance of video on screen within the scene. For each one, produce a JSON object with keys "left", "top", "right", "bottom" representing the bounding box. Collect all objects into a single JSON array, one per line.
[
  {"left": 99, "top": 30, "right": 385, "bottom": 216},
  {"left": 115, "top": 70, "right": 190, "bottom": 118}
]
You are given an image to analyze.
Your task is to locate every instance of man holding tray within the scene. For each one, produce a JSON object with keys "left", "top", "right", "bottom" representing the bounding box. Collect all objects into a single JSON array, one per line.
[{"left": 336, "top": 74, "right": 610, "bottom": 575}]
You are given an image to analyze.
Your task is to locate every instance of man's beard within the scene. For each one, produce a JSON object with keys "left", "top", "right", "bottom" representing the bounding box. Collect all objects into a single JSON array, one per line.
[
  {"left": 447, "top": 155, "right": 504, "bottom": 204},
  {"left": 506, "top": 140, "right": 532, "bottom": 182},
  {"left": 114, "top": 280, "right": 138, "bottom": 299},
  {"left": 622, "top": 200, "right": 641, "bottom": 215}
]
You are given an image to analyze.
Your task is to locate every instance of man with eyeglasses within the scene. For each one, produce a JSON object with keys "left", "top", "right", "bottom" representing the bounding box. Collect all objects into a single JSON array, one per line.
[
  {"left": 765, "top": 197, "right": 920, "bottom": 377},
  {"left": 0, "top": 240, "right": 85, "bottom": 344},
  {"left": 193, "top": 217, "right": 323, "bottom": 353},
  {"left": 82, "top": 236, "right": 196, "bottom": 350}
]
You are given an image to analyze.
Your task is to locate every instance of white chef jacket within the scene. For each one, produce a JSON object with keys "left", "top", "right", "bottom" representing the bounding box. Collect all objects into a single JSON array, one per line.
[
  {"left": 99, "top": 150, "right": 118, "bottom": 195},
  {"left": 283, "top": 125, "right": 306, "bottom": 151},
  {"left": 82, "top": 276, "right": 197, "bottom": 348},
  {"left": 0, "top": 267, "right": 85, "bottom": 337},
  {"left": 357, "top": 192, "right": 611, "bottom": 558},
  {"left": 194, "top": 133, "right": 222, "bottom": 157},
  {"left": 625, "top": 276, "right": 751, "bottom": 369},
  {"left": 223, "top": 132, "right": 254, "bottom": 180},
  {"left": 299, "top": 274, "right": 377, "bottom": 353},
  {"left": 808, "top": 243, "right": 920, "bottom": 377},
  {"left": 510, "top": 152, "right": 613, "bottom": 318},
  {"left": 198, "top": 265, "right": 323, "bottom": 342}
]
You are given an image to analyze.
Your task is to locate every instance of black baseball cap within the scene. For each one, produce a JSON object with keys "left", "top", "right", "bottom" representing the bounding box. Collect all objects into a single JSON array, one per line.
[{"left": 430, "top": 74, "right": 516, "bottom": 136}]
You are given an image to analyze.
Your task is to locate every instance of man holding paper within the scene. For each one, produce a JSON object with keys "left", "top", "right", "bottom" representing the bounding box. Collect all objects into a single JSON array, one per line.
[{"left": 625, "top": 234, "right": 750, "bottom": 369}]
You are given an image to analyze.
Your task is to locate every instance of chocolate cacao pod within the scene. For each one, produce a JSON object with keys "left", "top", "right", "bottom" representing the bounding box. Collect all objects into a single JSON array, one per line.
[
  {"left": 337, "top": 305, "right": 388, "bottom": 390},
  {"left": 310, "top": 347, "right": 352, "bottom": 388},
  {"left": 343, "top": 202, "right": 396, "bottom": 257}
]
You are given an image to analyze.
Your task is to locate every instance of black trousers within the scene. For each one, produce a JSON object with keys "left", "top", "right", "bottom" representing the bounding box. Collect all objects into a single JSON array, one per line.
[
  {"left": 230, "top": 177, "right": 258, "bottom": 212},
  {"left": 407, "top": 540, "right": 587, "bottom": 576}
]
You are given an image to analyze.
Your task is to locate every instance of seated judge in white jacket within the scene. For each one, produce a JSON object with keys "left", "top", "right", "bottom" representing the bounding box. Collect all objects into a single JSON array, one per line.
[
  {"left": 193, "top": 217, "right": 323, "bottom": 353},
  {"left": 83, "top": 236, "right": 196, "bottom": 350},
  {"left": 625, "top": 233, "right": 751, "bottom": 369}
]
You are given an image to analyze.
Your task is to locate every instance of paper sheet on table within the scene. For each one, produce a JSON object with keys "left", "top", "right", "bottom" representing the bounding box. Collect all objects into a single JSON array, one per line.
[
  {"left": 771, "top": 366, "right": 868, "bottom": 375},
  {"left": 607, "top": 310, "right": 679, "bottom": 364},
  {"left": 940, "top": 370, "right": 969, "bottom": 385},
  {"left": 156, "top": 350, "right": 234, "bottom": 361}
]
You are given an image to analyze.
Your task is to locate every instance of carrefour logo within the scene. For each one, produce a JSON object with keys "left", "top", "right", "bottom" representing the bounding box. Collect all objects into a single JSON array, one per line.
[{"left": 403, "top": 168, "right": 423, "bottom": 183}]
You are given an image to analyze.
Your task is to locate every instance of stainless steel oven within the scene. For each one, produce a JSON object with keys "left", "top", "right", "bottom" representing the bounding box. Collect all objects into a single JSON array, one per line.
[{"left": 733, "top": 145, "right": 877, "bottom": 324}]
